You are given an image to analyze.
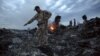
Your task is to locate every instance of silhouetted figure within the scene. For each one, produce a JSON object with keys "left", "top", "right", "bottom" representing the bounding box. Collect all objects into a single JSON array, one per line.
[
  {"left": 82, "top": 15, "right": 89, "bottom": 37},
  {"left": 74, "top": 18, "right": 76, "bottom": 27},
  {"left": 82, "top": 15, "right": 88, "bottom": 30},
  {"left": 82, "top": 15, "right": 88, "bottom": 25},
  {"left": 48, "top": 15, "right": 61, "bottom": 33},
  {"left": 54, "top": 15, "right": 61, "bottom": 24},
  {"left": 54, "top": 15, "right": 61, "bottom": 30},
  {"left": 24, "top": 6, "right": 52, "bottom": 46},
  {"left": 69, "top": 20, "right": 72, "bottom": 27}
]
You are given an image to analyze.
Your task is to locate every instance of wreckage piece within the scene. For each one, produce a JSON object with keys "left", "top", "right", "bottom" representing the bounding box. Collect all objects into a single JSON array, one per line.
[
  {"left": 81, "top": 16, "right": 100, "bottom": 38},
  {"left": 36, "top": 45, "right": 54, "bottom": 56}
]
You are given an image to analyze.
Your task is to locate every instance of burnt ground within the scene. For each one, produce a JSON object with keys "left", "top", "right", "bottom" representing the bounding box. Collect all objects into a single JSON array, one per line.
[{"left": 0, "top": 28, "right": 100, "bottom": 56}]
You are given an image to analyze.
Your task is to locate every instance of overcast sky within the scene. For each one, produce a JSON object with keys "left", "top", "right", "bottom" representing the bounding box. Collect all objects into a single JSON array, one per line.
[{"left": 0, "top": 0, "right": 100, "bottom": 29}]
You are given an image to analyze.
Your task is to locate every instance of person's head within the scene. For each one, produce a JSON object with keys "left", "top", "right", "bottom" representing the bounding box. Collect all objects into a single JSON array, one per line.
[
  {"left": 82, "top": 15, "right": 87, "bottom": 21},
  {"left": 55, "top": 15, "right": 61, "bottom": 23},
  {"left": 34, "top": 6, "right": 41, "bottom": 13}
]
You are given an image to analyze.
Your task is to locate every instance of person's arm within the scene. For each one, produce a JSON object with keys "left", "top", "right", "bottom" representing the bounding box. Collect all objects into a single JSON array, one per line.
[
  {"left": 47, "top": 11, "right": 52, "bottom": 18},
  {"left": 24, "top": 15, "right": 37, "bottom": 26},
  {"left": 44, "top": 11, "right": 52, "bottom": 19}
]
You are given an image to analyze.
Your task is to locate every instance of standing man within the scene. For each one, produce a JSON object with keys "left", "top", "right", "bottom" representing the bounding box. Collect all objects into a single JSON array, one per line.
[
  {"left": 82, "top": 15, "right": 89, "bottom": 36},
  {"left": 82, "top": 15, "right": 88, "bottom": 30},
  {"left": 24, "top": 6, "right": 52, "bottom": 46}
]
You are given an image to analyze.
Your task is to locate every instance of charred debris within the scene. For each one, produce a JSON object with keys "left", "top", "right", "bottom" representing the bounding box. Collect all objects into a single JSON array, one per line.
[{"left": 0, "top": 15, "right": 100, "bottom": 56}]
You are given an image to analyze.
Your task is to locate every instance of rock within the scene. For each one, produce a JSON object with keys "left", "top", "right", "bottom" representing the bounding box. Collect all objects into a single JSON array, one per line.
[
  {"left": 37, "top": 45, "right": 54, "bottom": 56},
  {"left": 78, "top": 41, "right": 91, "bottom": 48},
  {"left": 12, "top": 38, "right": 22, "bottom": 44}
]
